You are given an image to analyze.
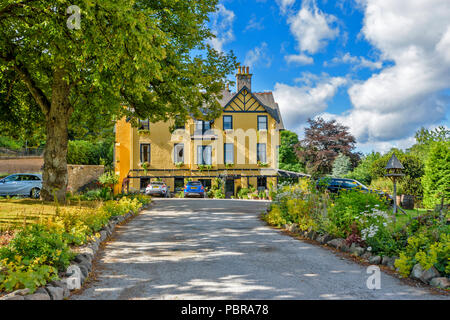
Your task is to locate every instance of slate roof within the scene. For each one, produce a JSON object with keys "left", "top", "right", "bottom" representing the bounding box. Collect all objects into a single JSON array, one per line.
[{"left": 385, "top": 153, "right": 404, "bottom": 170}]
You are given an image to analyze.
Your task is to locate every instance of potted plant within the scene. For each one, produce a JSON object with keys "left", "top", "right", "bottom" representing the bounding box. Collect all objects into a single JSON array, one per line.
[
  {"left": 257, "top": 161, "right": 269, "bottom": 167},
  {"left": 175, "top": 162, "right": 184, "bottom": 168},
  {"left": 138, "top": 129, "right": 151, "bottom": 136},
  {"left": 140, "top": 161, "right": 150, "bottom": 175}
]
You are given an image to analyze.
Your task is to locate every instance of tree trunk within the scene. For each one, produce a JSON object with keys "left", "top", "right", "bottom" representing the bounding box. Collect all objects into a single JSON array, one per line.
[{"left": 40, "top": 68, "right": 72, "bottom": 203}]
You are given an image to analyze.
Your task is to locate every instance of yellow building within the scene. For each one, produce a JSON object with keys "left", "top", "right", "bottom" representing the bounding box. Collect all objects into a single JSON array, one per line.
[{"left": 114, "top": 66, "right": 301, "bottom": 197}]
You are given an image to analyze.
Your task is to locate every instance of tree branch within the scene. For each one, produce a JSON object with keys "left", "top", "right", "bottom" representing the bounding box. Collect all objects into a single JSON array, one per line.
[{"left": 13, "top": 61, "right": 50, "bottom": 116}]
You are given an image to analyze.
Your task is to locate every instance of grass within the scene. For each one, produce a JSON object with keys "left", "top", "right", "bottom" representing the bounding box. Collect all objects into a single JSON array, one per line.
[
  {"left": 391, "top": 207, "right": 440, "bottom": 230},
  {"left": 0, "top": 198, "right": 101, "bottom": 232}
]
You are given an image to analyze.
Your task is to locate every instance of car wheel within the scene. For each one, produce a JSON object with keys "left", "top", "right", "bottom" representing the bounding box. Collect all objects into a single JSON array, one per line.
[{"left": 30, "top": 188, "right": 40, "bottom": 199}]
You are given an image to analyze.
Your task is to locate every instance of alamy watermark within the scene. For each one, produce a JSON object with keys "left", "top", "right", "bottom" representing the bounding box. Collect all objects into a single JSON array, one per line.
[
  {"left": 67, "top": 5, "right": 81, "bottom": 30},
  {"left": 366, "top": 265, "right": 381, "bottom": 290}
]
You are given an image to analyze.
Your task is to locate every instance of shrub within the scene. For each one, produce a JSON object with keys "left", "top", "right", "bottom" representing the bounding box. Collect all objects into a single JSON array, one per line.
[
  {"left": 67, "top": 140, "right": 113, "bottom": 166},
  {"left": 0, "top": 136, "right": 22, "bottom": 150},
  {"left": 98, "top": 172, "right": 119, "bottom": 200},
  {"left": 394, "top": 222, "right": 450, "bottom": 277},
  {"left": 0, "top": 258, "right": 58, "bottom": 294},
  {"left": 0, "top": 224, "right": 74, "bottom": 271},
  {"left": 265, "top": 180, "right": 328, "bottom": 231},
  {"left": 422, "top": 140, "right": 450, "bottom": 209},
  {"left": 325, "top": 190, "right": 388, "bottom": 238},
  {"left": 264, "top": 204, "right": 288, "bottom": 226}
]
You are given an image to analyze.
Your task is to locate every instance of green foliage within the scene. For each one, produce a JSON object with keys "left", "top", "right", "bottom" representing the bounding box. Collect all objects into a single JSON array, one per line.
[
  {"left": 264, "top": 180, "right": 329, "bottom": 230},
  {"left": 331, "top": 153, "right": 352, "bottom": 178},
  {"left": 279, "top": 130, "right": 305, "bottom": 172},
  {"left": 197, "top": 164, "right": 213, "bottom": 171},
  {"left": 325, "top": 190, "right": 389, "bottom": 238},
  {"left": 408, "top": 126, "right": 449, "bottom": 161},
  {"left": 371, "top": 150, "right": 424, "bottom": 197},
  {"left": 237, "top": 187, "right": 250, "bottom": 199},
  {"left": 369, "top": 177, "right": 408, "bottom": 195},
  {"left": 0, "top": 195, "right": 149, "bottom": 293},
  {"left": 67, "top": 140, "right": 113, "bottom": 167},
  {"left": 345, "top": 152, "right": 381, "bottom": 185},
  {"left": 395, "top": 224, "right": 450, "bottom": 277},
  {"left": 0, "top": 0, "right": 236, "bottom": 202},
  {"left": 209, "top": 177, "right": 225, "bottom": 198},
  {"left": 0, "top": 258, "right": 58, "bottom": 294},
  {"left": 422, "top": 140, "right": 450, "bottom": 209},
  {"left": 98, "top": 171, "right": 119, "bottom": 200},
  {"left": 0, "top": 224, "right": 74, "bottom": 271},
  {"left": 0, "top": 136, "right": 22, "bottom": 150}
]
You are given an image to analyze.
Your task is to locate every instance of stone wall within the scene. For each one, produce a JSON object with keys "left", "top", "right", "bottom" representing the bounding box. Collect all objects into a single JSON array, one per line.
[
  {"left": 0, "top": 158, "right": 104, "bottom": 192},
  {"left": 68, "top": 165, "right": 104, "bottom": 192}
]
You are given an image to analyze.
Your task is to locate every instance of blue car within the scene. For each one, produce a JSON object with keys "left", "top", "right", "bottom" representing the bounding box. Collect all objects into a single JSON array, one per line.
[
  {"left": 183, "top": 181, "right": 205, "bottom": 198},
  {"left": 0, "top": 173, "right": 42, "bottom": 198}
]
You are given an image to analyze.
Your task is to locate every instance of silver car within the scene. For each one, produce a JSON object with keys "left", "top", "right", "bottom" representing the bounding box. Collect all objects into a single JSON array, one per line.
[
  {"left": 0, "top": 173, "right": 42, "bottom": 198},
  {"left": 145, "top": 181, "right": 169, "bottom": 197}
]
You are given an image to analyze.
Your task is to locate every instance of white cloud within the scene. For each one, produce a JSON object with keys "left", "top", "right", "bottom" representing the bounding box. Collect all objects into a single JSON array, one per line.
[
  {"left": 273, "top": 75, "right": 347, "bottom": 132},
  {"left": 244, "top": 42, "right": 272, "bottom": 68},
  {"left": 326, "top": 52, "right": 382, "bottom": 70},
  {"left": 287, "top": 0, "right": 339, "bottom": 54},
  {"left": 276, "top": 0, "right": 296, "bottom": 14},
  {"left": 244, "top": 15, "right": 265, "bottom": 32},
  {"left": 339, "top": 0, "right": 450, "bottom": 144},
  {"left": 208, "top": 4, "right": 235, "bottom": 52},
  {"left": 285, "top": 53, "right": 314, "bottom": 65}
]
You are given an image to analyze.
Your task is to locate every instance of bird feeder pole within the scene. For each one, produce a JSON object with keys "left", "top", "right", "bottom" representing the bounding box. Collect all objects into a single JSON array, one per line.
[{"left": 385, "top": 153, "right": 405, "bottom": 220}]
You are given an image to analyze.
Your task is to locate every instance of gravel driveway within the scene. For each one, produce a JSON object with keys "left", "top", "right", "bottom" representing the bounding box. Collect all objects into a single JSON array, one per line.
[{"left": 73, "top": 199, "right": 447, "bottom": 300}]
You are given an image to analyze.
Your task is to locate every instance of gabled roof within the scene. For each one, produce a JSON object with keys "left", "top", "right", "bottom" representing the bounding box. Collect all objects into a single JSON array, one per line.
[
  {"left": 219, "top": 86, "right": 284, "bottom": 128},
  {"left": 385, "top": 153, "right": 404, "bottom": 170}
]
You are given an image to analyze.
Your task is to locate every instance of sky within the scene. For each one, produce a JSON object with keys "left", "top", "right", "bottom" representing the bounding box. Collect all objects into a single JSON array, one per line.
[{"left": 207, "top": 0, "right": 450, "bottom": 154}]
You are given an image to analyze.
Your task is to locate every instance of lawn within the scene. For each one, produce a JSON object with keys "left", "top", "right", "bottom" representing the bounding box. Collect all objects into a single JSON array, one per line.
[{"left": 0, "top": 198, "right": 100, "bottom": 231}]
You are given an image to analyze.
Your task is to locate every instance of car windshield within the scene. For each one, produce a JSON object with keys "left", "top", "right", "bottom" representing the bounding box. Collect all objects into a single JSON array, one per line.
[
  {"left": 150, "top": 182, "right": 164, "bottom": 185},
  {"left": 3, "top": 175, "right": 19, "bottom": 182},
  {"left": 187, "top": 181, "right": 202, "bottom": 186}
]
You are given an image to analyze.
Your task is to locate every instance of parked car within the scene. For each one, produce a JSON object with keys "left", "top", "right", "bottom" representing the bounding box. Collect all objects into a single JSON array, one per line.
[
  {"left": 145, "top": 181, "right": 170, "bottom": 197},
  {"left": 316, "top": 177, "right": 392, "bottom": 201},
  {"left": 0, "top": 173, "right": 42, "bottom": 198},
  {"left": 183, "top": 181, "right": 205, "bottom": 198}
]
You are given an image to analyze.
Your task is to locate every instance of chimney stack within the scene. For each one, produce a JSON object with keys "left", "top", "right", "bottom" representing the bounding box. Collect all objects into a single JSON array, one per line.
[{"left": 236, "top": 65, "right": 252, "bottom": 91}]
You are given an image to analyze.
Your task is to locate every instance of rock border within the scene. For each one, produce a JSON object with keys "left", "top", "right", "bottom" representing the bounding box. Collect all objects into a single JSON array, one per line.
[
  {"left": 280, "top": 222, "right": 449, "bottom": 291},
  {"left": 0, "top": 202, "right": 152, "bottom": 300}
]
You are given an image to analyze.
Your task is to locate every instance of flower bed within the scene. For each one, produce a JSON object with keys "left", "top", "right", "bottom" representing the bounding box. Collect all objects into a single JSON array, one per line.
[
  {"left": 263, "top": 180, "right": 449, "bottom": 290},
  {"left": 0, "top": 194, "right": 151, "bottom": 296}
]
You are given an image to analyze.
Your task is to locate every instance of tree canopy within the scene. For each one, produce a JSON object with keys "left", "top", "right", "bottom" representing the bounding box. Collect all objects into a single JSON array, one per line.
[
  {"left": 0, "top": 0, "right": 236, "bottom": 201},
  {"left": 422, "top": 140, "right": 450, "bottom": 208},
  {"left": 278, "top": 130, "right": 305, "bottom": 173},
  {"left": 331, "top": 153, "right": 352, "bottom": 178},
  {"left": 296, "top": 117, "right": 359, "bottom": 177}
]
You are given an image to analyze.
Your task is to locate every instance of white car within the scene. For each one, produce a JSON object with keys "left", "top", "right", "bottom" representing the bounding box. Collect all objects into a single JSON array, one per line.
[{"left": 145, "top": 181, "right": 169, "bottom": 197}]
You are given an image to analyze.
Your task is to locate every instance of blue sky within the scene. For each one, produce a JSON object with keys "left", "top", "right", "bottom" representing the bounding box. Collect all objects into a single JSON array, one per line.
[{"left": 207, "top": 0, "right": 450, "bottom": 154}]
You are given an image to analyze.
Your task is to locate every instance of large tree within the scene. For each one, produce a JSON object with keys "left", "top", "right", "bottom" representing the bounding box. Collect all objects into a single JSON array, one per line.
[
  {"left": 0, "top": 0, "right": 236, "bottom": 202},
  {"left": 408, "top": 126, "right": 450, "bottom": 161},
  {"left": 278, "top": 130, "right": 305, "bottom": 173},
  {"left": 422, "top": 140, "right": 450, "bottom": 208},
  {"left": 296, "top": 117, "right": 359, "bottom": 176}
]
